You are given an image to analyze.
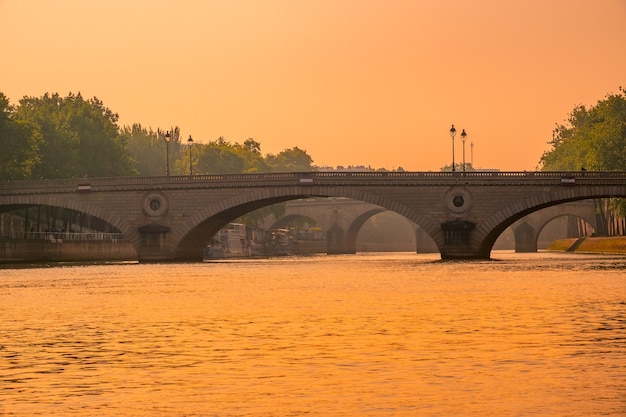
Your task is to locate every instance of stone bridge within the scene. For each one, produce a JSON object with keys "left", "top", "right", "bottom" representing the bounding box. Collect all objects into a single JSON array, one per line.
[{"left": 1, "top": 171, "right": 624, "bottom": 261}]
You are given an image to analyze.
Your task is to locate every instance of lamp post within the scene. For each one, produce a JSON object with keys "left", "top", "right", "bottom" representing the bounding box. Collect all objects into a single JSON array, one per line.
[
  {"left": 187, "top": 135, "right": 194, "bottom": 175},
  {"left": 460, "top": 129, "right": 467, "bottom": 173},
  {"left": 449, "top": 124, "right": 456, "bottom": 172},
  {"left": 164, "top": 131, "right": 171, "bottom": 176}
]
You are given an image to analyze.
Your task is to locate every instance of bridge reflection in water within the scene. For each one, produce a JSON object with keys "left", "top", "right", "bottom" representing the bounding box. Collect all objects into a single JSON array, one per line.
[{"left": 1, "top": 171, "right": 625, "bottom": 261}]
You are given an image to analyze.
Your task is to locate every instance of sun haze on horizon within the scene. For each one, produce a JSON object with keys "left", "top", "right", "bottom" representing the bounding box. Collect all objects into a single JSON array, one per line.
[{"left": 1, "top": 0, "right": 625, "bottom": 171}]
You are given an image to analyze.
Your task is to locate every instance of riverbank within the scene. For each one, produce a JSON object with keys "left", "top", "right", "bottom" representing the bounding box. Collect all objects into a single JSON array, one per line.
[{"left": 547, "top": 236, "right": 626, "bottom": 254}]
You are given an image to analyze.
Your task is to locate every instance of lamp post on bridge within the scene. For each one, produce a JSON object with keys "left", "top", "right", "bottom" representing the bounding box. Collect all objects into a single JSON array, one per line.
[
  {"left": 164, "top": 131, "right": 171, "bottom": 176},
  {"left": 187, "top": 135, "right": 194, "bottom": 176},
  {"left": 449, "top": 124, "right": 456, "bottom": 172},
  {"left": 460, "top": 129, "right": 467, "bottom": 173}
]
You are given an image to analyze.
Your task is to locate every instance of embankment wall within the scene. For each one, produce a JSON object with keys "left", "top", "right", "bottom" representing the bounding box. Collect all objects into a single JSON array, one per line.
[
  {"left": 547, "top": 237, "right": 626, "bottom": 254},
  {"left": 0, "top": 240, "right": 137, "bottom": 263}
]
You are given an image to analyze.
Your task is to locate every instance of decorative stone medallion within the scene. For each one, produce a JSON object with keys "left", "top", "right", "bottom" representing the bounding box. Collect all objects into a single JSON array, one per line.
[
  {"left": 143, "top": 192, "right": 169, "bottom": 217},
  {"left": 444, "top": 186, "right": 473, "bottom": 215}
]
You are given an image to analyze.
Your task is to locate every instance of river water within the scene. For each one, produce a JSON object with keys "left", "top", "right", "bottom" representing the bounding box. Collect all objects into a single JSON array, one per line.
[{"left": 1, "top": 251, "right": 625, "bottom": 416}]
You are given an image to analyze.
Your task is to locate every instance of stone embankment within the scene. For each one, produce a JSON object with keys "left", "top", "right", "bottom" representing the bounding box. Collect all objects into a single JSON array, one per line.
[
  {"left": 0, "top": 240, "right": 137, "bottom": 263},
  {"left": 548, "top": 237, "right": 626, "bottom": 254}
]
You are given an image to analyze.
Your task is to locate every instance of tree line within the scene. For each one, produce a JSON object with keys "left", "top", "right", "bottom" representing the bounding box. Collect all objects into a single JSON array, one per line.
[{"left": 0, "top": 92, "right": 314, "bottom": 180}]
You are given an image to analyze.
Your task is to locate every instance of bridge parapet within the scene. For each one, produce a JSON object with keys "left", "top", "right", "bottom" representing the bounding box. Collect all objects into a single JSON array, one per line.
[{"left": 2, "top": 171, "right": 625, "bottom": 195}]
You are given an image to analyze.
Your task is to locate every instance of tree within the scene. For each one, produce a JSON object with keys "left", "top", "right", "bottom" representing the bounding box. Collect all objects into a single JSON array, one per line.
[
  {"left": 163, "top": 127, "right": 183, "bottom": 175},
  {"left": 14, "top": 93, "right": 80, "bottom": 178},
  {"left": 233, "top": 138, "right": 268, "bottom": 173},
  {"left": 0, "top": 93, "right": 42, "bottom": 180},
  {"left": 122, "top": 125, "right": 183, "bottom": 176},
  {"left": 195, "top": 137, "right": 246, "bottom": 174},
  {"left": 14, "top": 92, "right": 135, "bottom": 178},
  {"left": 120, "top": 124, "right": 164, "bottom": 176},
  {"left": 265, "top": 147, "right": 313, "bottom": 172},
  {"left": 439, "top": 162, "right": 475, "bottom": 172}
]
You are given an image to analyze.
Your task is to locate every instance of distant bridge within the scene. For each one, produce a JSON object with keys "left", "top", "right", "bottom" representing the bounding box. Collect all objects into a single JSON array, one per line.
[
  {"left": 274, "top": 198, "right": 598, "bottom": 254},
  {"left": 1, "top": 171, "right": 624, "bottom": 261}
]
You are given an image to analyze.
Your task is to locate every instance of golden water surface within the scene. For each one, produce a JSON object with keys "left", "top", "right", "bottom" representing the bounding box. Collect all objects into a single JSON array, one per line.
[{"left": 1, "top": 252, "right": 625, "bottom": 416}]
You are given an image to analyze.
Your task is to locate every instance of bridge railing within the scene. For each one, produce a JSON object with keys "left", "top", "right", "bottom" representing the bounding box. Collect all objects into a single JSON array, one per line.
[
  {"left": 1, "top": 231, "right": 126, "bottom": 241},
  {"left": 2, "top": 171, "right": 626, "bottom": 194}
]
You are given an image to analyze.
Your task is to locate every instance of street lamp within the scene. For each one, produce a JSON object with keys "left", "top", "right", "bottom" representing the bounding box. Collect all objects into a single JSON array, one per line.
[
  {"left": 449, "top": 124, "right": 456, "bottom": 172},
  {"left": 164, "top": 131, "right": 171, "bottom": 176},
  {"left": 187, "top": 135, "right": 194, "bottom": 175},
  {"left": 460, "top": 129, "right": 467, "bottom": 172}
]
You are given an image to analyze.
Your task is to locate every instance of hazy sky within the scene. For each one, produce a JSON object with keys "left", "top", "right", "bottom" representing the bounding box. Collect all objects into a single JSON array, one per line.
[{"left": 2, "top": 0, "right": 625, "bottom": 171}]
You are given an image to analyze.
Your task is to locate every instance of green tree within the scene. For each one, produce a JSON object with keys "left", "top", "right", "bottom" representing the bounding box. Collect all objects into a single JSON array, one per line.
[
  {"left": 15, "top": 93, "right": 80, "bottom": 178},
  {"left": 195, "top": 137, "right": 246, "bottom": 174},
  {"left": 0, "top": 93, "right": 42, "bottom": 180},
  {"left": 234, "top": 138, "right": 268, "bottom": 173},
  {"left": 265, "top": 147, "right": 313, "bottom": 172},
  {"left": 122, "top": 125, "right": 182, "bottom": 176},
  {"left": 120, "top": 124, "right": 162, "bottom": 176},
  {"left": 14, "top": 92, "right": 135, "bottom": 178},
  {"left": 163, "top": 127, "right": 183, "bottom": 175}
]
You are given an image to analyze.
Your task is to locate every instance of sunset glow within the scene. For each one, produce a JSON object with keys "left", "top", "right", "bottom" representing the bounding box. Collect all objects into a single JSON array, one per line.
[{"left": 1, "top": 0, "right": 625, "bottom": 171}]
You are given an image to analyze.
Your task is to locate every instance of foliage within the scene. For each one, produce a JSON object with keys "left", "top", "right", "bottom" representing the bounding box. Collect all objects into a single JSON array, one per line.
[
  {"left": 233, "top": 138, "right": 268, "bottom": 173},
  {"left": 14, "top": 92, "right": 135, "bottom": 178},
  {"left": 609, "top": 198, "right": 626, "bottom": 221},
  {"left": 188, "top": 138, "right": 313, "bottom": 175},
  {"left": 265, "top": 147, "right": 314, "bottom": 172},
  {"left": 195, "top": 137, "right": 246, "bottom": 174},
  {"left": 540, "top": 88, "right": 626, "bottom": 171},
  {"left": 162, "top": 127, "right": 183, "bottom": 174},
  {"left": 121, "top": 124, "right": 178, "bottom": 176},
  {"left": 0, "top": 93, "right": 42, "bottom": 180},
  {"left": 439, "top": 163, "right": 475, "bottom": 172}
]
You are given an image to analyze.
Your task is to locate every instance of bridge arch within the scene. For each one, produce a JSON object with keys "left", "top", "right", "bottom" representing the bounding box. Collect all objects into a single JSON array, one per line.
[
  {"left": 269, "top": 201, "right": 392, "bottom": 254},
  {"left": 539, "top": 213, "right": 594, "bottom": 239},
  {"left": 173, "top": 187, "right": 441, "bottom": 260},
  {"left": 0, "top": 195, "right": 133, "bottom": 238},
  {"left": 476, "top": 186, "right": 626, "bottom": 257},
  {"left": 342, "top": 208, "right": 386, "bottom": 254},
  {"left": 512, "top": 201, "right": 597, "bottom": 252},
  {"left": 175, "top": 195, "right": 300, "bottom": 258},
  {"left": 271, "top": 204, "right": 432, "bottom": 254}
]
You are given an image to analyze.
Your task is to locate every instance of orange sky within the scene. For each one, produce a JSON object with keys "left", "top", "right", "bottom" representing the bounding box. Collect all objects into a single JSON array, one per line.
[{"left": 1, "top": 0, "right": 625, "bottom": 171}]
